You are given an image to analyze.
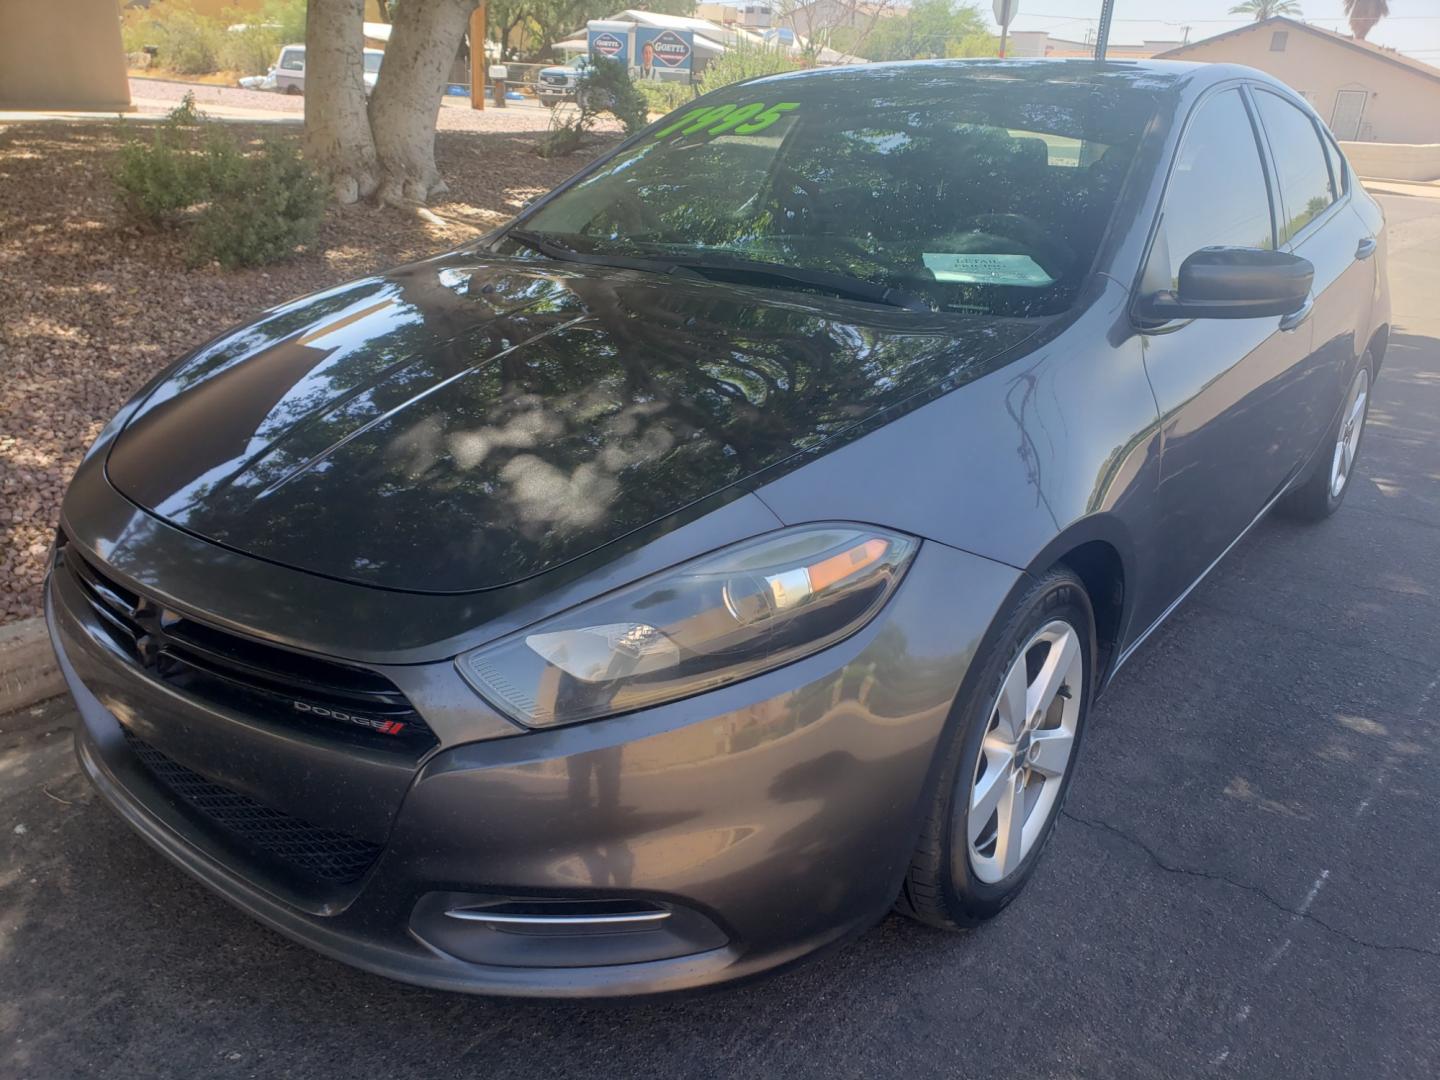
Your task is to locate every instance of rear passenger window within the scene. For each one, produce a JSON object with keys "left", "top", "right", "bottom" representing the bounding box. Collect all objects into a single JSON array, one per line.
[
  {"left": 1254, "top": 90, "right": 1335, "bottom": 243},
  {"left": 1156, "top": 89, "right": 1275, "bottom": 287},
  {"left": 1320, "top": 132, "right": 1347, "bottom": 197}
]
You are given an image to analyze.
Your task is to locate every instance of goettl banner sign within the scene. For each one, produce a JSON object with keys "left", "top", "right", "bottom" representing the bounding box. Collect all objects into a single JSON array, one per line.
[
  {"left": 587, "top": 28, "right": 630, "bottom": 64},
  {"left": 635, "top": 27, "right": 695, "bottom": 77}
]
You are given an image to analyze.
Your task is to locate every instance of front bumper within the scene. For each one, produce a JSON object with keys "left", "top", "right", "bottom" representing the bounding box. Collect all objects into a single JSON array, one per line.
[{"left": 50, "top": 534, "right": 1018, "bottom": 997}]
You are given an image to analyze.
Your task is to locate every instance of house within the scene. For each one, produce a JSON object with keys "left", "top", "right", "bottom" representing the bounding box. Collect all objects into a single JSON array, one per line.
[
  {"left": 1006, "top": 30, "right": 1182, "bottom": 60},
  {"left": 695, "top": 2, "right": 776, "bottom": 30},
  {"left": 1156, "top": 16, "right": 1440, "bottom": 143},
  {"left": 779, "top": 0, "right": 900, "bottom": 43}
]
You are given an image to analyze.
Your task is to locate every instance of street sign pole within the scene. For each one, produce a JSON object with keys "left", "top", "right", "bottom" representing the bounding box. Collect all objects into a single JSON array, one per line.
[
  {"left": 993, "top": 0, "right": 1018, "bottom": 58},
  {"left": 1093, "top": 0, "right": 1115, "bottom": 61}
]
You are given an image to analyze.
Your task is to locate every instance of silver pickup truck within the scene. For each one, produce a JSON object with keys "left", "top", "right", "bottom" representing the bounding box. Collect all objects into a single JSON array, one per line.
[{"left": 535, "top": 56, "right": 590, "bottom": 107}]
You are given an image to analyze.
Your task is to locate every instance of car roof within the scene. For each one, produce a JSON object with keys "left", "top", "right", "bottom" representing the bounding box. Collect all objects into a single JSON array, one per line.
[{"left": 747, "top": 57, "right": 1286, "bottom": 104}]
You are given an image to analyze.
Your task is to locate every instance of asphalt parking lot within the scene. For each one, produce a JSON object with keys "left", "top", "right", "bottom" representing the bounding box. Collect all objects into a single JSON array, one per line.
[{"left": 3, "top": 191, "right": 1438, "bottom": 1080}]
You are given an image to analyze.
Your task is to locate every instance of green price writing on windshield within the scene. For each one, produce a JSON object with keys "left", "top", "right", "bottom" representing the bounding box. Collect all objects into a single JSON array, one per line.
[{"left": 653, "top": 102, "right": 801, "bottom": 140}]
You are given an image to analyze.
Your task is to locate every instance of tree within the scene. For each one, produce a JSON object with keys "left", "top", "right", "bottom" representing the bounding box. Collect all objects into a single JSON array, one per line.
[
  {"left": 1226, "top": 0, "right": 1302, "bottom": 19},
  {"left": 864, "top": 0, "right": 989, "bottom": 62},
  {"left": 304, "top": 0, "right": 379, "bottom": 204},
  {"left": 1343, "top": 0, "right": 1389, "bottom": 41},
  {"left": 773, "top": 0, "right": 902, "bottom": 62},
  {"left": 304, "top": 0, "right": 476, "bottom": 205},
  {"left": 494, "top": 0, "right": 698, "bottom": 62},
  {"left": 946, "top": 29, "right": 1000, "bottom": 57},
  {"left": 368, "top": 0, "right": 477, "bottom": 204}
]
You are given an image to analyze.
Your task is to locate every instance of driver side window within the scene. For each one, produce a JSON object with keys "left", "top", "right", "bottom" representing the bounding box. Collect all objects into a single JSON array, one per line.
[{"left": 1153, "top": 89, "right": 1275, "bottom": 288}]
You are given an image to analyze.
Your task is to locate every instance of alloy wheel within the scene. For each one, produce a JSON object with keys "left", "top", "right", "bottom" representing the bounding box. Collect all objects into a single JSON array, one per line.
[
  {"left": 966, "top": 620, "right": 1083, "bottom": 884},
  {"left": 1330, "top": 366, "right": 1370, "bottom": 499}
]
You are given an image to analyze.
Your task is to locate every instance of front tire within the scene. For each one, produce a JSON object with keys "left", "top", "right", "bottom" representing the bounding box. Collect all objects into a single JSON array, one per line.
[
  {"left": 1279, "top": 357, "right": 1372, "bottom": 522},
  {"left": 897, "top": 569, "right": 1094, "bottom": 930}
]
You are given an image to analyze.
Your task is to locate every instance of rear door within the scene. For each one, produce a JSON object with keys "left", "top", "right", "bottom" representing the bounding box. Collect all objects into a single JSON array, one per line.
[
  {"left": 1132, "top": 86, "right": 1314, "bottom": 623},
  {"left": 1251, "top": 87, "right": 1372, "bottom": 461}
]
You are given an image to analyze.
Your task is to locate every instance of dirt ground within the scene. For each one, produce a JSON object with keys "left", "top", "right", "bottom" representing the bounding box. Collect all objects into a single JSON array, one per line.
[{"left": 0, "top": 118, "right": 619, "bottom": 624}]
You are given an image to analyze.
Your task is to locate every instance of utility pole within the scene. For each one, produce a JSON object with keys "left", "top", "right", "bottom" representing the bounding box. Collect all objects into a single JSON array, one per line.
[
  {"left": 470, "top": 1, "right": 487, "bottom": 110},
  {"left": 1093, "top": 0, "right": 1114, "bottom": 61}
]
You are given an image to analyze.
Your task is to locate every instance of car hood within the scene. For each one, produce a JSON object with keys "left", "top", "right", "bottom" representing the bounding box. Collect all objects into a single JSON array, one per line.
[{"left": 106, "top": 253, "right": 1038, "bottom": 593}]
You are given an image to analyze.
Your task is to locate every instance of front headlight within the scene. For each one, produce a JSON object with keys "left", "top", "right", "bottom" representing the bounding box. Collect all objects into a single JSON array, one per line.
[{"left": 457, "top": 525, "right": 918, "bottom": 728}]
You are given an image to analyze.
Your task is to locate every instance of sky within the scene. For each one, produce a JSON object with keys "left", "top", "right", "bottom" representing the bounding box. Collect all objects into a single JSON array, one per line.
[{"left": 986, "top": 1, "right": 1440, "bottom": 65}]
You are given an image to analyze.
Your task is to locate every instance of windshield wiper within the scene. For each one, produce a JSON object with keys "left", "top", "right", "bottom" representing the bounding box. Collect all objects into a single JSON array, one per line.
[
  {"left": 662, "top": 253, "right": 931, "bottom": 312},
  {"left": 507, "top": 231, "right": 928, "bottom": 312},
  {"left": 507, "top": 229, "right": 700, "bottom": 279}
]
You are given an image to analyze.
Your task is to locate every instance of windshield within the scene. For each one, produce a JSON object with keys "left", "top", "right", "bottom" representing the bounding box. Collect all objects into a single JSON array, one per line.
[{"left": 510, "top": 65, "right": 1159, "bottom": 316}]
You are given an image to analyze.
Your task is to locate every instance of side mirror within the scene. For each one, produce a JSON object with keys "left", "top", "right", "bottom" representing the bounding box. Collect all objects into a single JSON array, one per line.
[{"left": 1137, "top": 247, "right": 1313, "bottom": 322}]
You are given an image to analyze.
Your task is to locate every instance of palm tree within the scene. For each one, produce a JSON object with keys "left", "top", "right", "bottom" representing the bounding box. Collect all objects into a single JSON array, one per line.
[
  {"left": 1227, "top": 0, "right": 1303, "bottom": 19},
  {"left": 1343, "top": 0, "right": 1390, "bottom": 40}
]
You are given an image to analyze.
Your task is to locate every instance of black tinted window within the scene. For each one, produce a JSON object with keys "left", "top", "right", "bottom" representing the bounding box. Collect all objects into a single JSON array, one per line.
[
  {"left": 1255, "top": 90, "right": 1335, "bottom": 242},
  {"left": 516, "top": 69, "right": 1159, "bottom": 317},
  {"left": 1159, "top": 89, "right": 1273, "bottom": 285},
  {"left": 1320, "top": 130, "right": 1347, "bottom": 196}
]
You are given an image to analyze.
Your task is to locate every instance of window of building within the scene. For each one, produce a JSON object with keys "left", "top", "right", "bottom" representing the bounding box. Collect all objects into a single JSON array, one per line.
[{"left": 1270, "top": 31, "right": 1288, "bottom": 51}]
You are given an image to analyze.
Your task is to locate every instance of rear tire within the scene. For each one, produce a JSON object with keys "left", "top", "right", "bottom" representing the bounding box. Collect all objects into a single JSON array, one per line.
[
  {"left": 1279, "top": 355, "right": 1372, "bottom": 522},
  {"left": 896, "top": 569, "right": 1094, "bottom": 930}
]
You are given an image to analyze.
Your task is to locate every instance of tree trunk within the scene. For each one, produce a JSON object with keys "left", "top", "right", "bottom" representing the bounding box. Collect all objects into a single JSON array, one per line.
[
  {"left": 303, "top": 0, "right": 379, "bottom": 204},
  {"left": 369, "top": 0, "right": 477, "bottom": 206}
]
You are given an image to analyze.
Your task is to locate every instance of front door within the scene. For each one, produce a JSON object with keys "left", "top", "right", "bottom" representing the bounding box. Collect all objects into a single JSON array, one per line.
[
  {"left": 1131, "top": 86, "right": 1315, "bottom": 632},
  {"left": 1329, "top": 89, "right": 1368, "bottom": 141}
]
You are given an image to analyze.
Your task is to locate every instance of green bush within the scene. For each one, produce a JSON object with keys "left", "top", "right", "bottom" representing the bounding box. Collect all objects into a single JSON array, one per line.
[
  {"left": 637, "top": 80, "right": 696, "bottom": 117},
  {"left": 121, "top": 16, "right": 164, "bottom": 57},
  {"left": 261, "top": 0, "right": 308, "bottom": 46},
  {"left": 220, "top": 23, "right": 283, "bottom": 76},
  {"left": 112, "top": 94, "right": 325, "bottom": 268},
  {"left": 579, "top": 56, "right": 649, "bottom": 135},
  {"left": 156, "top": 7, "right": 225, "bottom": 75},
  {"left": 536, "top": 58, "right": 650, "bottom": 156},
  {"left": 535, "top": 111, "right": 588, "bottom": 159},
  {"left": 191, "top": 138, "right": 325, "bottom": 268},
  {"left": 697, "top": 44, "right": 800, "bottom": 94},
  {"left": 112, "top": 97, "right": 209, "bottom": 224}
]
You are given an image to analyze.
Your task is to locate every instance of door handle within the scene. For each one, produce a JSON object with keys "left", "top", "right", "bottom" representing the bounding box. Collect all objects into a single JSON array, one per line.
[
  {"left": 1279, "top": 298, "right": 1313, "bottom": 333},
  {"left": 1355, "top": 237, "right": 1377, "bottom": 261}
]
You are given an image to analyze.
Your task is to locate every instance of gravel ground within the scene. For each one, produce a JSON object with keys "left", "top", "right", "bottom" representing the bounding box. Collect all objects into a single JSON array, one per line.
[
  {"left": 0, "top": 116, "right": 620, "bottom": 624},
  {"left": 129, "top": 76, "right": 569, "bottom": 134}
]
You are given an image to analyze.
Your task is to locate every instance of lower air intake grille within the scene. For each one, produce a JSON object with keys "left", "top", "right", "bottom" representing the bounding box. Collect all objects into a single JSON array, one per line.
[{"left": 124, "top": 729, "right": 382, "bottom": 884}]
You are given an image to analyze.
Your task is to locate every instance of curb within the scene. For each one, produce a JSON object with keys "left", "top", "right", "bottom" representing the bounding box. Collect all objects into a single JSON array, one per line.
[{"left": 0, "top": 617, "right": 64, "bottom": 716}]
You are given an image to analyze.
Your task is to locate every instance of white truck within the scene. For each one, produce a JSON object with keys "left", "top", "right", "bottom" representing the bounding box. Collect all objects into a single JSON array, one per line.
[
  {"left": 240, "top": 45, "right": 385, "bottom": 95},
  {"left": 535, "top": 56, "right": 592, "bottom": 108}
]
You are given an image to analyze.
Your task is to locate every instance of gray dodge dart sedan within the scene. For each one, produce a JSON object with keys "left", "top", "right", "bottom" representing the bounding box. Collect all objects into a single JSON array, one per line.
[{"left": 48, "top": 59, "right": 1388, "bottom": 997}]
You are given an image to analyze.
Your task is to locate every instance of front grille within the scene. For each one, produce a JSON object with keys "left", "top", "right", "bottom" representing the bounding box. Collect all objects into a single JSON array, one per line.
[
  {"left": 58, "top": 538, "right": 433, "bottom": 751},
  {"left": 123, "top": 729, "right": 382, "bottom": 883},
  {"left": 541, "top": 74, "right": 569, "bottom": 87}
]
